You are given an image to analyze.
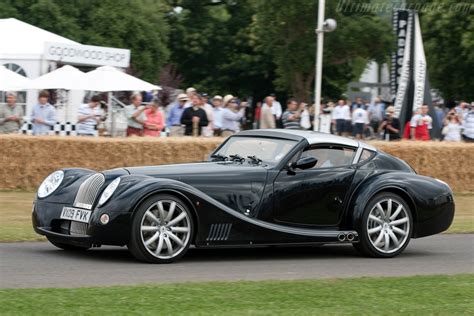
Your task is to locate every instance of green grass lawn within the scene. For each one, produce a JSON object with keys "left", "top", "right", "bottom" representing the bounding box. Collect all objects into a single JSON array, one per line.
[
  {"left": 0, "top": 275, "right": 473, "bottom": 315},
  {"left": 0, "top": 191, "right": 472, "bottom": 242}
]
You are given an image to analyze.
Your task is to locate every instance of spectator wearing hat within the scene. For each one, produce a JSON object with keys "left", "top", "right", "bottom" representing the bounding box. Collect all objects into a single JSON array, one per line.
[
  {"left": 166, "top": 93, "right": 188, "bottom": 137},
  {"left": 181, "top": 94, "right": 208, "bottom": 136},
  {"left": 0, "top": 91, "right": 23, "bottom": 134},
  {"left": 76, "top": 95, "right": 103, "bottom": 136},
  {"left": 462, "top": 105, "right": 474, "bottom": 142},
  {"left": 378, "top": 106, "right": 400, "bottom": 141},
  {"left": 221, "top": 95, "right": 246, "bottom": 137},
  {"left": 185, "top": 87, "right": 196, "bottom": 108},
  {"left": 212, "top": 95, "right": 224, "bottom": 136},
  {"left": 410, "top": 104, "right": 432, "bottom": 141},
  {"left": 125, "top": 93, "right": 146, "bottom": 137},
  {"left": 31, "top": 90, "right": 56, "bottom": 135},
  {"left": 143, "top": 99, "right": 164, "bottom": 137},
  {"left": 260, "top": 96, "right": 276, "bottom": 129}
]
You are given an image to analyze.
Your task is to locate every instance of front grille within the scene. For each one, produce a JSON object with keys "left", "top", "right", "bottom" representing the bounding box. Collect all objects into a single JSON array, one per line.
[
  {"left": 74, "top": 173, "right": 105, "bottom": 209},
  {"left": 206, "top": 223, "right": 232, "bottom": 241},
  {"left": 59, "top": 220, "right": 89, "bottom": 235}
]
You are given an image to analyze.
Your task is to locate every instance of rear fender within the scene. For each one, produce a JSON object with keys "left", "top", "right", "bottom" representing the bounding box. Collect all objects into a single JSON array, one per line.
[{"left": 346, "top": 172, "right": 417, "bottom": 231}]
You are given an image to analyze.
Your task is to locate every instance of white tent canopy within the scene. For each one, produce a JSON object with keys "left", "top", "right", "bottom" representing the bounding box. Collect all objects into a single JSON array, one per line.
[
  {"left": 25, "top": 65, "right": 88, "bottom": 90},
  {"left": 83, "top": 66, "right": 160, "bottom": 92},
  {"left": 0, "top": 18, "right": 79, "bottom": 60},
  {"left": 0, "top": 65, "right": 31, "bottom": 91}
]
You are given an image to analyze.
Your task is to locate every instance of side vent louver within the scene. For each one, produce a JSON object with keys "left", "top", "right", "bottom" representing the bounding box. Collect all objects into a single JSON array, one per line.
[{"left": 206, "top": 223, "right": 232, "bottom": 241}]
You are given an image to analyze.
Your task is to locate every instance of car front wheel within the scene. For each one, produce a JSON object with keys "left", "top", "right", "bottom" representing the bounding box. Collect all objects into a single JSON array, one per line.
[
  {"left": 128, "top": 194, "right": 194, "bottom": 263},
  {"left": 354, "top": 192, "right": 412, "bottom": 258}
]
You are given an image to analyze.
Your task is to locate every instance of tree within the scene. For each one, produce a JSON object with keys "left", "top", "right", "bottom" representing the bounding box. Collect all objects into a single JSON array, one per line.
[
  {"left": 421, "top": 0, "right": 474, "bottom": 101},
  {"left": 251, "top": 0, "right": 394, "bottom": 102},
  {"left": 165, "top": 0, "right": 274, "bottom": 99},
  {"left": 0, "top": 0, "right": 170, "bottom": 82}
]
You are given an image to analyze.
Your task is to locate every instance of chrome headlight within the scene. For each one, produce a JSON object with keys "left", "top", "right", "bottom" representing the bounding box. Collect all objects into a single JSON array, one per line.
[
  {"left": 37, "top": 170, "right": 64, "bottom": 198},
  {"left": 98, "top": 177, "right": 121, "bottom": 207}
]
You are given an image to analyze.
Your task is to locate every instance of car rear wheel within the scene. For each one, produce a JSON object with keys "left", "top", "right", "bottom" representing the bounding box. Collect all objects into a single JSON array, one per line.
[
  {"left": 353, "top": 192, "right": 412, "bottom": 258},
  {"left": 47, "top": 237, "right": 90, "bottom": 251},
  {"left": 128, "top": 194, "right": 193, "bottom": 263}
]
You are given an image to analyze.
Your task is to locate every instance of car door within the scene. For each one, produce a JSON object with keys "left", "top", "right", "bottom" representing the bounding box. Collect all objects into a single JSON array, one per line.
[{"left": 272, "top": 144, "right": 357, "bottom": 227}]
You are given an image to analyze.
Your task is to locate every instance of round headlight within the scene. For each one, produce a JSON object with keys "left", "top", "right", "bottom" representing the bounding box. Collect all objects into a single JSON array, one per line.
[
  {"left": 98, "top": 177, "right": 121, "bottom": 207},
  {"left": 37, "top": 170, "right": 64, "bottom": 198}
]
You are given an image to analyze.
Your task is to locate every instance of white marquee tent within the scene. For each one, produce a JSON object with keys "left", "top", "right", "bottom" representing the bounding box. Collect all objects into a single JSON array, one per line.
[
  {"left": 83, "top": 66, "right": 160, "bottom": 92},
  {"left": 25, "top": 65, "right": 88, "bottom": 90},
  {"left": 0, "top": 65, "right": 31, "bottom": 91}
]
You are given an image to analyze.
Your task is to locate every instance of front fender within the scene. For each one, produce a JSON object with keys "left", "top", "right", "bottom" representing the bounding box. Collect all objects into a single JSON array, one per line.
[{"left": 97, "top": 174, "right": 201, "bottom": 224}]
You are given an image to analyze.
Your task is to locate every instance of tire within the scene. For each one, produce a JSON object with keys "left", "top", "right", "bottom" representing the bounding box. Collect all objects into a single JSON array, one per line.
[
  {"left": 128, "top": 194, "right": 194, "bottom": 263},
  {"left": 47, "top": 237, "right": 90, "bottom": 251},
  {"left": 353, "top": 192, "right": 413, "bottom": 258}
]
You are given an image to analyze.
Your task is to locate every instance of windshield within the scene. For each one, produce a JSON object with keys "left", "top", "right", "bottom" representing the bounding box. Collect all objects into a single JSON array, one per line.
[{"left": 213, "top": 136, "right": 297, "bottom": 166}]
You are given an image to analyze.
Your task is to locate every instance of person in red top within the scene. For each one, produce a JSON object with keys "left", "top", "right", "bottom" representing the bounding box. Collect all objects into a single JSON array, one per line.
[
  {"left": 143, "top": 100, "right": 164, "bottom": 137},
  {"left": 410, "top": 104, "right": 432, "bottom": 140},
  {"left": 254, "top": 102, "right": 262, "bottom": 129}
]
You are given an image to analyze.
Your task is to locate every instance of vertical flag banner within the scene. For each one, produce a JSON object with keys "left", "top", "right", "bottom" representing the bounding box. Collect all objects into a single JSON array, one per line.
[{"left": 391, "top": 10, "right": 440, "bottom": 139}]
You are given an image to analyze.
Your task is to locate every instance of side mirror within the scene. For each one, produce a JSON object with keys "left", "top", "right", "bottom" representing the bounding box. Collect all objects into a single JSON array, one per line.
[{"left": 291, "top": 156, "right": 318, "bottom": 170}]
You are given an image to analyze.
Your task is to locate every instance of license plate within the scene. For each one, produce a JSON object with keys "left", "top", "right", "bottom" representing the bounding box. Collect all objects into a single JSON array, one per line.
[{"left": 60, "top": 207, "right": 92, "bottom": 223}]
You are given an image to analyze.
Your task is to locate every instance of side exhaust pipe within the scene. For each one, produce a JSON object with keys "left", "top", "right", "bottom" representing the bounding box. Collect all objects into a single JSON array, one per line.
[
  {"left": 346, "top": 233, "right": 355, "bottom": 242},
  {"left": 337, "top": 233, "right": 346, "bottom": 242}
]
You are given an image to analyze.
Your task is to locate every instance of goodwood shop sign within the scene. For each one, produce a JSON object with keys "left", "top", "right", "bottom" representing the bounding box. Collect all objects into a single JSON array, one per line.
[{"left": 44, "top": 42, "right": 130, "bottom": 68}]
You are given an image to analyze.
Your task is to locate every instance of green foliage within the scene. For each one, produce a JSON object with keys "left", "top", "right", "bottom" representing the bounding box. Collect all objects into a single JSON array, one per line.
[
  {"left": 252, "top": 0, "right": 393, "bottom": 102},
  {"left": 1, "top": 275, "right": 473, "bottom": 315},
  {"left": 166, "top": 0, "right": 274, "bottom": 99},
  {"left": 0, "top": 0, "right": 170, "bottom": 82},
  {"left": 421, "top": 0, "right": 474, "bottom": 100},
  {"left": 1, "top": 0, "right": 470, "bottom": 102}
]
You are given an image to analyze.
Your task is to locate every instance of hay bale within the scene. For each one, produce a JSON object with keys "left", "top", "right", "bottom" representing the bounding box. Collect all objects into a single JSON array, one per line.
[{"left": 0, "top": 135, "right": 472, "bottom": 192}]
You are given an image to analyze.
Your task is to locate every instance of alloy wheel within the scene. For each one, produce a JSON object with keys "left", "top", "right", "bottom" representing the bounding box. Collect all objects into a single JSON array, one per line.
[
  {"left": 366, "top": 198, "right": 410, "bottom": 254},
  {"left": 139, "top": 199, "right": 191, "bottom": 260}
]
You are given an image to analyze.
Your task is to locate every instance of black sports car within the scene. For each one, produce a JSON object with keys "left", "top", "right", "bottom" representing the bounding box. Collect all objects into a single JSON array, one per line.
[{"left": 33, "top": 130, "right": 454, "bottom": 263}]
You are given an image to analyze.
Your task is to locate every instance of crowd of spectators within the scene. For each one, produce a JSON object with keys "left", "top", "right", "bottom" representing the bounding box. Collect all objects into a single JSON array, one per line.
[{"left": 0, "top": 88, "right": 473, "bottom": 143}]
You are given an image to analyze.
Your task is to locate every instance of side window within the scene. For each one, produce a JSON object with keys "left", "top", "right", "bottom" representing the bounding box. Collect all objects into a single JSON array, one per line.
[
  {"left": 358, "top": 149, "right": 375, "bottom": 164},
  {"left": 300, "top": 146, "right": 356, "bottom": 169}
]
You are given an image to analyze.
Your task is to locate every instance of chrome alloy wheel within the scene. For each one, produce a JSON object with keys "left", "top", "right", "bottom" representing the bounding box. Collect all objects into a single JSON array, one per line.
[
  {"left": 367, "top": 198, "right": 410, "bottom": 254},
  {"left": 140, "top": 199, "right": 191, "bottom": 260}
]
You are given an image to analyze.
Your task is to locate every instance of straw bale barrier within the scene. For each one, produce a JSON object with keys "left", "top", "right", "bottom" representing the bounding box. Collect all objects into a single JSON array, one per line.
[{"left": 0, "top": 135, "right": 472, "bottom": 192}]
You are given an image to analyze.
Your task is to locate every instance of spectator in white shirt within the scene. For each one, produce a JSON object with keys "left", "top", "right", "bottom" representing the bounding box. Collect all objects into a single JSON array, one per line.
[
  {"left": 212, "top": 95, "right": 224, "bottom": 136},
  {"left": 352, "top": 104, "right": 369, "bottom": 139},
  {"left": 462, "top": 105, "right": 474, "bottom": 142},
  {"left": 270, "top": 93, "right": 283, "bottom": 121},
  {"left": 442, "top": 109, "right": 463, "bottom": 142},
  {"left": 76, "top": 95, "right": 103, "bottom": 136},
  {"left": 331, "top": 99, "right": 351, "bottom": 136}
]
